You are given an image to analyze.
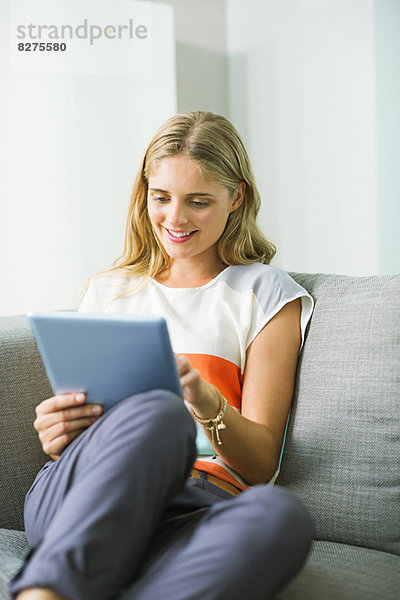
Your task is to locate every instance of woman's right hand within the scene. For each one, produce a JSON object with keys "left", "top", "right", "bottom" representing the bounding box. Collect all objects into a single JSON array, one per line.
[{"left": 34, "top": 393, "right": 103, "bottom": 460}]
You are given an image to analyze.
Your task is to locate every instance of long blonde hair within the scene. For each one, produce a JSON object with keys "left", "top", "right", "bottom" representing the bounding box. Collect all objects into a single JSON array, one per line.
[{"left": 82, "top": 111, "right": 276, "bottom": 300}]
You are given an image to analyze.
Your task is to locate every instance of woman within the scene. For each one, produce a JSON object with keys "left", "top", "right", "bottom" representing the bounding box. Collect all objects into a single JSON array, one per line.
[{"left": 10, "top": 111, "right": 314, "bottom": 600}]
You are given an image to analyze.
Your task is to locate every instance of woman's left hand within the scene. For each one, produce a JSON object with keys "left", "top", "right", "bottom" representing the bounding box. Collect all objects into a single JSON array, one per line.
[{"left": 175, "top": 355, "right": 220, "bottom": 418}]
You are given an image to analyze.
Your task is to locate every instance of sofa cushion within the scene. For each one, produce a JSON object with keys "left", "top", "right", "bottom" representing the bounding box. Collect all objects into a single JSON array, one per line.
[
  {"left": 0, "top": 528, "right": 30, "bottom": 599},
  {"left": 275, "top": 540, "right": 400, "bottom": 600},
  {"left": 2, "top": 531, "right": 398, "bottom": 600},
  {"left": 0, "top": 316, "right": 50, "bottom": 530},
  {"left": 279, "top": 274, "right": 400, "bottom": 556}
]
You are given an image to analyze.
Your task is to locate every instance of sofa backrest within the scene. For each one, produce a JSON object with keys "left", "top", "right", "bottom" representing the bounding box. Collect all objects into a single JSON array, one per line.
[
  {"left": 279, "top": 273, "right": 400, "bottom": 556},
  {"left": 0, "top": 316, "right": 50, "bottom": 530},
  {"left": 1, "top": 273, "right": 399, "bottom": 552}
]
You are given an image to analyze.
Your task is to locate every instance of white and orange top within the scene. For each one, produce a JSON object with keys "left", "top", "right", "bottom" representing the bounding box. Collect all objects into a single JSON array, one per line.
[{"left": 79, "top": 263, "right": 314, "bottom": 489}]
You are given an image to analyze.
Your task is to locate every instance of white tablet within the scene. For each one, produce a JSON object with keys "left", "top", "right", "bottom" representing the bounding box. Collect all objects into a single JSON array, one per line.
[{"left": 28, "top": 311, "right": 182, "bottom": 411}]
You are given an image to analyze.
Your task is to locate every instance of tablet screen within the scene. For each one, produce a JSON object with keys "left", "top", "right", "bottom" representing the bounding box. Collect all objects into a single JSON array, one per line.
[{"left": 28, "top": 311, "right": 182, "bottom": 411}]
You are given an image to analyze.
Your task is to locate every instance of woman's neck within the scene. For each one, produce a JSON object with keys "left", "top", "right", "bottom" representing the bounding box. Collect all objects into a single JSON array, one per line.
[{"left": 155, "top": 259, "right": 227, "bottom": 289}]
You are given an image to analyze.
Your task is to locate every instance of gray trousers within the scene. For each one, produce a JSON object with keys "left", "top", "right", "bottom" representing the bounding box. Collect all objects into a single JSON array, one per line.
[{"left": 9, "top": 390, "right": 313, "bottom": 600}]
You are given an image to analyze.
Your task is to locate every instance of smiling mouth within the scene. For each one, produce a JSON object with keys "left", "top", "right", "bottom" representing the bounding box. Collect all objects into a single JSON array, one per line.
[{"left": 165, "top": 228, "right": 197, "bottom": 241}]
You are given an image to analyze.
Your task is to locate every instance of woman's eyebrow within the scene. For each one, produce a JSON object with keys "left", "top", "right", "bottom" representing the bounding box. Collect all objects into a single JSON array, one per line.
[
  {"left": 186, "top": 192, "right": 216, "bottom": 198},
  {"left": 149, "top": 188, "right": 216, "bottom": 198}
]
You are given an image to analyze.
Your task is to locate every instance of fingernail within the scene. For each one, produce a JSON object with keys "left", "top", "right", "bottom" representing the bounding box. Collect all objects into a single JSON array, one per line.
[
  {"left": 92, "top": 405, "right": 102, "bottom": 415},
  {"left": 76, "top": 393, "right": 85, "bottom": 402}
]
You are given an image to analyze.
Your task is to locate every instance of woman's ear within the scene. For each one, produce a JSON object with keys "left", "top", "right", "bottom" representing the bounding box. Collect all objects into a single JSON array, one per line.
[{"left": 230, "top": 181, "right": 246, "bottom": 212}]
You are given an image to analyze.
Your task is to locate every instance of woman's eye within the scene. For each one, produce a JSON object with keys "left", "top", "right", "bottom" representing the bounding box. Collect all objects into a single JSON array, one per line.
[
  {"left": 191, "top": 200, "right": 209, "bottom": 208},
  {"left": 154, "top": 197, "right": 168, "bottom": 203}
]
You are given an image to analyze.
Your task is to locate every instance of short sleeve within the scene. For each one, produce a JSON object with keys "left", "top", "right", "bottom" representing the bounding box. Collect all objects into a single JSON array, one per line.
[
  {"left": 78, "top": 276, "right": 118, "bottom": 313},
  {"left": 246, "top": 267, "right": 314, "bottom": 354},
  {"left": 78, "top": 278, "right": 99, "bottom": 312}
]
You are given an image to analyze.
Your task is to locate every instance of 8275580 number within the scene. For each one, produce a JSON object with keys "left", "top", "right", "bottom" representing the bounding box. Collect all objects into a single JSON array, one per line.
[{"left": 18, "top": 42, "right": 66, "bottom": 52}]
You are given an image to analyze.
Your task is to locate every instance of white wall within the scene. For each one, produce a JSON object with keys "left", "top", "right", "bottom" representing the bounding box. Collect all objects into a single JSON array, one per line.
[
  {"left": 227, "top": 0, "right": 388, "bottom": 276},
  {"left": 156, "top": 0, "right": 227, "bottom": 114},
  {"left": 2, "top": 0, "right": 399, "bottom": 320},
  {"left": 375, "top": 0, "right": 400, "bottom": 275},
  {"left": 0, "top": 0, "right": 176, "bottom": 316}
]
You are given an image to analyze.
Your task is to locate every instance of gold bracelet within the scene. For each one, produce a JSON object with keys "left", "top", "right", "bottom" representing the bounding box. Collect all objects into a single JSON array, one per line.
[{"left": 190, "top": 389, "right": 228, "bottom": 457}]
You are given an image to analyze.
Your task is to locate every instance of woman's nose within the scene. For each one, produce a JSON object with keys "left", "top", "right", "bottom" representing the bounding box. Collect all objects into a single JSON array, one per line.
[{"left": 166, "top": 200, "right": 188, "bottom": 226}]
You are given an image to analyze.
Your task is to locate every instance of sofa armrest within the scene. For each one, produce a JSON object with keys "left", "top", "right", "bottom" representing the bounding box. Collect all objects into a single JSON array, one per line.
[{"left": 0, "top": 315, "right": 51, "bottom": 530}]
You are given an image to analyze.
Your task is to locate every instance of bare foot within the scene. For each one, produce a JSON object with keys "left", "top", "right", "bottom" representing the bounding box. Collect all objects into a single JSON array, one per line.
[{"left": 16, "top": 588, "right": 67, "bottom": 600}]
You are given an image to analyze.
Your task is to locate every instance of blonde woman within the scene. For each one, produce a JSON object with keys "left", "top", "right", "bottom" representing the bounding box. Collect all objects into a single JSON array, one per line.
[{"left": 11, "top": 111, "right": 314, "bottom": 600}]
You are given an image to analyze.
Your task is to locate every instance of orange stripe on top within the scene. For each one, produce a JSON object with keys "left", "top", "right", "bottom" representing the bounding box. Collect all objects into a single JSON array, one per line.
[
  {"left": 182, "top": 353, "right": 243, "bottom": 410},
  {"left": 182, "top": 353, "right": 248, "bottom": 489}
]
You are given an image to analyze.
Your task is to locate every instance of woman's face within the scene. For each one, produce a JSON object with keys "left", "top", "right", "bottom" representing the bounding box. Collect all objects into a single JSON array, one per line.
[{"left": 147, "top": 155, "right": 243, "bottom": 267}]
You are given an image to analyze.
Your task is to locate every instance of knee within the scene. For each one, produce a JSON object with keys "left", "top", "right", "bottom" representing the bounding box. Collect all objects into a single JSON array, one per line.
[
  {"left": 254, "top": 485, "right": 313, "bottom": 531},
  {"left": 144, "top": 389, "right": 197, "bottom": 440},
  {"left": 236, "top": 485, "right": 314, "bottom": 554},
  {"left": 102, "top": 388, "right": 196, "bottom": 447},
  {"left": 209, "top": 486, "right": 314, "bottom": 596}
]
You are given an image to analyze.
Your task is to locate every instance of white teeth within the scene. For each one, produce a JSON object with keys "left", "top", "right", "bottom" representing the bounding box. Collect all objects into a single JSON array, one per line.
[{"left": 168, "top": 230, "right": 193, "bottom": 238}]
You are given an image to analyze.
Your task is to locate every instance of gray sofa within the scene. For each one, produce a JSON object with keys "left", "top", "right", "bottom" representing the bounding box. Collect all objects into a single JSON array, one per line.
[{"left": 1, "top": 272, "right": 399, "bottom": 599}]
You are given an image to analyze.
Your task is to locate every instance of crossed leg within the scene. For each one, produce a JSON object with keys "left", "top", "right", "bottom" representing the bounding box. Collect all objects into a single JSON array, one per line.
[
  {"left": 10, "top": 390, "right": 198, "bottom": 599},
  {"left": 123, "top": 484, "right": 314, "bottom": 600},
  {"left": 10, "top": 389, "right": 313, "bottom": 600}
]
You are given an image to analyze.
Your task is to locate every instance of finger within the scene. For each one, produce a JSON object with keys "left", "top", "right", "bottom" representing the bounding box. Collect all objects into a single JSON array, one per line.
[
  {"left": 180, "top": 368, "right": 201, "bottom": 389},
  {"left": 34, "top": 404, "right": 103, "bottom": 432},
  {"left": 42, "top": 428, "right": 87, "bottom": 458},
  {"left": 175, "top": 355, "right": 192, "bottom": 376},
  {"left": 40, "top": 417, "right": 98, "bottom": 444},
  {"left": 40, "top": 416, "right": 96, "bottom": 448},
  {"left": 36, "top": 393, "right": 87, "bottom": 416}
]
